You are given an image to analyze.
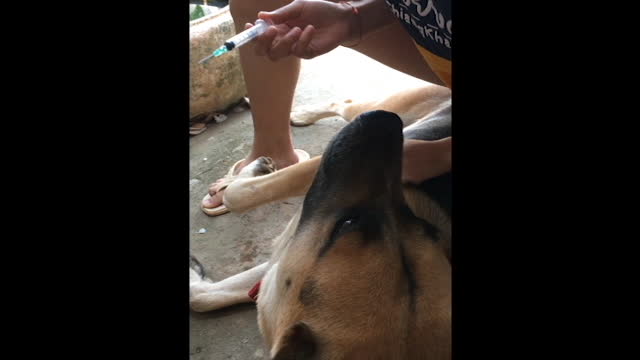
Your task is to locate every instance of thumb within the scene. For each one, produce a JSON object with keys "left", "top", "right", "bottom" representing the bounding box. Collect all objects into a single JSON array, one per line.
[{"left": 258, "top": 1, "right": 303, "bottom": 25}]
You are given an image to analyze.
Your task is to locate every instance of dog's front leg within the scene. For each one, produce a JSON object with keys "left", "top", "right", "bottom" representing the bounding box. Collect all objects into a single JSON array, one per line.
[
  {"left": 190, "top": 260, "right": 270, "bottom": 312},
  {"left": 223, "top": 156, "right": 322, "bottom": 213}
]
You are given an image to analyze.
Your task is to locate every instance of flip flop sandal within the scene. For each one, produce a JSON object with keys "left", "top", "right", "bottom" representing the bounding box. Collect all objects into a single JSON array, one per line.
[
  {"left": 190, "top": 111, "right": 227, "bottom": 136},
  {"left": 200, "top": 149, "right": 310, "bottom": 217},
  {"left": 190, "top": 122, "right": 207, "bottom": 135},
  {"left": 200, "top": 159, "right": 244, "bottom": 216}
]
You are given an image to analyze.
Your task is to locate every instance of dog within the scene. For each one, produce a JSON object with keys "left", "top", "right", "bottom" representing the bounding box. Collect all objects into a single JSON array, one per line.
[{"left": 190, "top": 83, "right": 451, "bottom": 359}]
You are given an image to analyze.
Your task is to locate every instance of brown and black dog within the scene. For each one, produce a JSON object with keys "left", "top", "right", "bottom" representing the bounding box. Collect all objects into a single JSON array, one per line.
[{"left": 190, "top": 83, "right": 451, "bottom": 359}]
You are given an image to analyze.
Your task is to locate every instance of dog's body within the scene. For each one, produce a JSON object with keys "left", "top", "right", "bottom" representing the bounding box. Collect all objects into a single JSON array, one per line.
[{"left": 190, "top": 83, "right": 451, "bottom": 359}]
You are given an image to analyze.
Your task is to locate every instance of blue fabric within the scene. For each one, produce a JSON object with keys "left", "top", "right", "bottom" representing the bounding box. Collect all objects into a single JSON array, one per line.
[{"left": 385, "top": 0, "right": 452, "bottom": 60}]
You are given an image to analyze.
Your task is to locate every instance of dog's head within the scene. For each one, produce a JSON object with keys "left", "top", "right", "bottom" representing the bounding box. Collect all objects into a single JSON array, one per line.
[{"left": 257, "top": 111, "right": 451, "bottom": 360}]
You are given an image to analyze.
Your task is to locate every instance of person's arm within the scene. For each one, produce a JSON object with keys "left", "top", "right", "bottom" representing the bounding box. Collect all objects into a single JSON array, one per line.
[
  {"left": 344, "top": 0, "right": 397, "bottom": 42},
  {"left": 252, "top": 0, "right": 395, "bottom": 61},
  {"left": 402, "top": 137, "right": 452, "bottom": 184}
]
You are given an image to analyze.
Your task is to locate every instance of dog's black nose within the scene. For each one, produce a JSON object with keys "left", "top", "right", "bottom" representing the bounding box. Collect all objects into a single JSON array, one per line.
[
  {"left": 322, "top": 110, "right": 404, "bottom": 168},
  {"left": 351, "top": 110, "right": 404, "bottom": 140},
  {"left": 302, "top": 110, "right": 405, "bottom": 213},
  {"left": 359, "top": 110, "right": 403, "bottom": 127}
]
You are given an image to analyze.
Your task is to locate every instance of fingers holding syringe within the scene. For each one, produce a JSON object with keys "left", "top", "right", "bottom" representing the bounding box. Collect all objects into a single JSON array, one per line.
[
  {"left": 268, "top": 27, "right": 304, "bottom": 61},
  {"left": 291, "top": 25, "right": 316, "bottom": 59},
  {"left": 243, "top": 23, "right": 275, "bottom": 56},
  {"left": 247, "top": 21, "right": 313, "bottom": 61},
  {"left": 250, "top": 23, "right": 293, "bottom": 58}
]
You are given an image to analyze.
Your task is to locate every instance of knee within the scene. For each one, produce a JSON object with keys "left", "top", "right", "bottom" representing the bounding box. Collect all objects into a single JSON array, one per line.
[
  {"left": 229, "top": 0, "right": 293, "bottom": 23},
  {"left": 228, "top": 0, "right": 255, "bottom": 22}
]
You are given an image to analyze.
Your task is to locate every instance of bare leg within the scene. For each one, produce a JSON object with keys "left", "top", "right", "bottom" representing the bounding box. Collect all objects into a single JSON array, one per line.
[
  {"left": 223, "top": 19, "right": 453, "bottom": 212},
  {"left": 203, "top": 0, "right": 300, "bottom": 210},
  {"left": 205, "top": 5, "right": 450, "bottom": 210},
  {"left": 233, "top": 0, "right": 300, "bottom": 170}
]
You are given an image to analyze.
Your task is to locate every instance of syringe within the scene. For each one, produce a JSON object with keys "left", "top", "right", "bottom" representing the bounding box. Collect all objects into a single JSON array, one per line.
[{"left": 199, "top": 19, "right": 272, "bottom": 64}]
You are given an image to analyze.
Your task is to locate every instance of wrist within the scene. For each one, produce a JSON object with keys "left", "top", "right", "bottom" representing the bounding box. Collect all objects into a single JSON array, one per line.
[{"left": 338, "top": 1, "right": 362, "bottom": 47}]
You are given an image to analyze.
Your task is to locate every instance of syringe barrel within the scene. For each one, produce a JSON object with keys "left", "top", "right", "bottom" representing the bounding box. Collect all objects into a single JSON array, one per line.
[{"left": 226, "top": 19, "right": 271, "bottom": 49}]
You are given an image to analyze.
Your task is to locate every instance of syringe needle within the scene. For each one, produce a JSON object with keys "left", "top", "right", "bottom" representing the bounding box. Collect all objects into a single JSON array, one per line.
[
  {"left": 198, "top": 53, "right": 216, "bottom": 64},
  {"left": 198, "top": 19, "right": 270, "bottom": 64}
]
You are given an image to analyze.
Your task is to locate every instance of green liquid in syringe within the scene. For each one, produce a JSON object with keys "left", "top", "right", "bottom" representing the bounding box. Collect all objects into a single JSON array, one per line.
[{"left": 214, "top": 46, "right": 228, "bottom": 57}]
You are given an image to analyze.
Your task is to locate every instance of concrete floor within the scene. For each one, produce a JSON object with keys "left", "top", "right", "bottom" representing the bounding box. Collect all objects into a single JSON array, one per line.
[{"left": 189, "top": 46, "right": 428, "bottom": 360}]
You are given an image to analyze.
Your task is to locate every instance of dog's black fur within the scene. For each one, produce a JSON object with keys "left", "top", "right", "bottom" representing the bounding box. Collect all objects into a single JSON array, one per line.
[{"left": 297, "top": 108, "right": 451, "bottom": 264}]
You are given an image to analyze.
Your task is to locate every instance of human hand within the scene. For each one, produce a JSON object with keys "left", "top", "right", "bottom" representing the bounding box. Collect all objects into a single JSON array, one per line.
[
  {"left": 402, "top": 138, "right": 452, "bottom": 184},
  {"left": 247, "top": 0, "right": 358, "bottom": 61}
]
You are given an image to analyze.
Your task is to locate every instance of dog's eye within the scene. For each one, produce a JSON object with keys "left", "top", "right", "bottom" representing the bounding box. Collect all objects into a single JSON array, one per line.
[
  {"left": 320, "top": 215, "right": 364, "bottom": 256},
  {"left": 333, "top": 216, "right": 359, "bottom": 238}
]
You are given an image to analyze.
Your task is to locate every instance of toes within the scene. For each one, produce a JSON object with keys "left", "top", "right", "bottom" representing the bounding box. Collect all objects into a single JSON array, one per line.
[
  {"left": 203, "top": 191, "right": 224, "bottom": 208},
  {"left": 208, "top": 179, "right": 226, "bottom": 194}
]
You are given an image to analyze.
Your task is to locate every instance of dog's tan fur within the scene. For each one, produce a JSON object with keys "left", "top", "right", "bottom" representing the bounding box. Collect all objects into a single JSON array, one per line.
[
  {"left": 291, "top": 85, "right": 451, "bottom": 129},
  {"left": 257, "top": 201, "right": 451, "bottom": 359},
  {"left": 223, "top": 84, "right": 451, "bottom": 214},
  {"left": 191, "top": 82, "right": 451, "bottom": 359}
]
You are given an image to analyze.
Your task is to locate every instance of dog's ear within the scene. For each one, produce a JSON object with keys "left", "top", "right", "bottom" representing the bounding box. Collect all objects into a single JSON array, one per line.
[{"left": 271, "top": 322, "right": 316, "bottom": 360}]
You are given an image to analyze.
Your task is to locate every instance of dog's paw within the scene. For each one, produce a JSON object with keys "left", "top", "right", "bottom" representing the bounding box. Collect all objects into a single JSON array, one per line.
[
  {"left": 290, "top": 113, "right": 317, "bottom": 127},
  {"left": 190, "top": 295, "right": 211, "bottom": 312},
  {"left": 239, "top": 156, "right": 276, "bottom": 177},
  {"left": 290, "top": 103, "right": 341, "bottom": 127},
  {"left": 190, "top": 255, "right": 207, "bottom": 282}
]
